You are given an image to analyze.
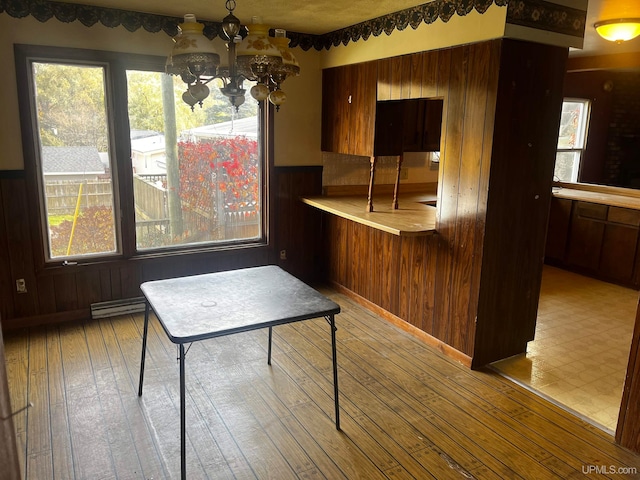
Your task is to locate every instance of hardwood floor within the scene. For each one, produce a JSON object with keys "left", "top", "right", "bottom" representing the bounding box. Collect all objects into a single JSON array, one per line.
[{"left": 5, "top": 289, "right": 640, "bottom": 479}]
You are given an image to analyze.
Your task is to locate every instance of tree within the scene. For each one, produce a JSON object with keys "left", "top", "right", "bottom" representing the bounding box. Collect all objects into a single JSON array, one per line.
[{"left": 34, "top": 63, "right": 108, "bottom": 150}]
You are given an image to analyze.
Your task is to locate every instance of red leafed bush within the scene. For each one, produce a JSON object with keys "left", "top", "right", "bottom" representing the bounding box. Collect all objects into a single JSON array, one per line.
[
  {"left": 50, "top": 206, "right": 116, "bottom": 257},
  {"left": 177, "top": 136, "right": 259, "bottom": 215}
]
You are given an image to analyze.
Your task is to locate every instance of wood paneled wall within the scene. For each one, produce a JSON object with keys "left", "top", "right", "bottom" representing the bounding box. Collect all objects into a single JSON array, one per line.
[
  {"left": 474, "top": 40, "right": 568, "bottom": 366},
  {"left": 273, "top": 166, "right": 324, "bottom": 283},
  {"left": 617, "top": 297, "right": 640, "bottom": 451},
  {"left": 321, "top": 39, "right": 568, "bottom": 367},
  {"left": 323, "top": 215, "right": 437, "bottom": 333},
  {"left": 0, "top": 167, "right": 323, "bottom": 330}
]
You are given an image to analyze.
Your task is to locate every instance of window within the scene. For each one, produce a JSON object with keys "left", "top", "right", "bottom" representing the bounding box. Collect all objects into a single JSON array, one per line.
[
  {"left": 15, "top": 45, "right": 266, "bottom": 264},
  {"left": 554, "top": 98, "right": 590, "bottom": 183}
]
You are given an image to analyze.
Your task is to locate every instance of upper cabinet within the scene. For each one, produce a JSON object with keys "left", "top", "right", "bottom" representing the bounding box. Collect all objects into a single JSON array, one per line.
[
  {"left": 322, "top": 60, "right": 443, "bottom": 157},
  {"left": 374, "top": 98, "right": 443, "bottom": 156},
  {"left": 321, "top": 62, "right": 377, "bottom": 157}
]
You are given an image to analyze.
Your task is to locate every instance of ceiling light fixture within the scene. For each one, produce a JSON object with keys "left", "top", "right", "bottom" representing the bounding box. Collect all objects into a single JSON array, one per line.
[
  {"left": 165, "top": 0, "right": 300, "bottom": 112},
  {"left": 594, "top": 18, "right": 640, "bottom": 43}
]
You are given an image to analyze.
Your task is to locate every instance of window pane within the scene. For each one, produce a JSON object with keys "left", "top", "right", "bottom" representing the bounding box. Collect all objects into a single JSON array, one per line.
[
  {"left": 557, "top": 100, "right": 589, "bottom": 149},
  {"left": 127, "top": 71, "right": 261, "bottom": 250},
  {"left": 32, "top": 62, "right": 118, "bottom": 260},
  {"left": 554, "top": 151, "right": 581, "bottom": 182}
]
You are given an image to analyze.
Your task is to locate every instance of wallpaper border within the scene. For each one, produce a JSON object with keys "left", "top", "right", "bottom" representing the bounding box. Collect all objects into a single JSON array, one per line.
[{"left": 0, "top": 0, "right": 585, "bottom": 51}]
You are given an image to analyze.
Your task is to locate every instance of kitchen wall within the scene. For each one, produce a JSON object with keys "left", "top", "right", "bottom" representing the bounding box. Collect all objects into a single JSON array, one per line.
[{"left": 564, "top": 69, "right": 640, "bottom": 188}]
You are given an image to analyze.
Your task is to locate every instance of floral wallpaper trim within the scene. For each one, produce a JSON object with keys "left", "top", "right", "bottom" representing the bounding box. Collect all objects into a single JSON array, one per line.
[
  {"left": 506, "top": 0, "right": 586, "bottom": 38},
  {"left": 0, "top": 0, "right": 585, "bottom": 51}
]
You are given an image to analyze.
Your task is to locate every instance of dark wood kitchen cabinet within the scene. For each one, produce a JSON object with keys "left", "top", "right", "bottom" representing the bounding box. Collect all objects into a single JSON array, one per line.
[
  {"left": 546, "top": 198, "right": 640, "bottom": 288},
  {"left": 374, "top": 98, "right": 443, "bottom": 155},
  {"left": 321, "top": 61, "right": 377, "bottom": 156},
  {"left": 545, "top": 196, "right": 572, "bottom": 262},
  {"left": 566, "top": 201, "right": 607, "bottom": 271}
]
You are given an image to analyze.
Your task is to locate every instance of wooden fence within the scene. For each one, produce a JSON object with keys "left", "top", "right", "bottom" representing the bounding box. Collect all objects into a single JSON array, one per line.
[
  {"left": 133, "top": 174, "right": 260, "bottom": 245},
  {"left": 44, "top": 179, "right": 113, "bottom": 215},
  {"left": 133, "top": 174, "right": 167, "bottom": 221}
]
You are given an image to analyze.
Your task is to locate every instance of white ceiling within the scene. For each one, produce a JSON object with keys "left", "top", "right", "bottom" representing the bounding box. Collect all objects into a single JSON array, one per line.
[{"left": 56, "top": 0, "right": 640, "bottom": 56}]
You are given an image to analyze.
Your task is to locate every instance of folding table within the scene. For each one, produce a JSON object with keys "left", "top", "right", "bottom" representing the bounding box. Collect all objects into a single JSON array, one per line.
[{"left": 137, "top": 265, "right": 341, "bottom": 479}]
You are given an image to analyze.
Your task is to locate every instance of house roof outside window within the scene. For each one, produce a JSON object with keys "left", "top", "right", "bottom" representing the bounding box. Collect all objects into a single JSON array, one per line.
[{"left": 41, "top": 146, "right": 105, "bottom": 175}]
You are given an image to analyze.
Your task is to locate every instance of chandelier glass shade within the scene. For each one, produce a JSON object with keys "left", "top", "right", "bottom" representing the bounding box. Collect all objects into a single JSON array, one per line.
[
  {"left": 165, "top": 0, "right": 300, "bottom": 111},
  {"left": 594, "top": 19, "right": 640, "bottom": 43}
]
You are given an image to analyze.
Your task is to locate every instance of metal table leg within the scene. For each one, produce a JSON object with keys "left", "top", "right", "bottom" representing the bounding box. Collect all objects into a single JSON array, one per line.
[
  {"left": 267, "top": 326, "right": 273, "bottom": 365},
  {"left": 328, "top": 314, "right": 341, "bottom": 430},
  {"left": 179, "top": 343, "right": 186, "bottom": 480},
  {"left": 138, "top": 301, "right": 150, "bottom": 396}
]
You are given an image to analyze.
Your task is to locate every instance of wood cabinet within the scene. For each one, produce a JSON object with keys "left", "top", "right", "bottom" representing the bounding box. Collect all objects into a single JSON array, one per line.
[
  {"left": 321, "top": 62, "right": 377, "bottom": 156},
  {"left": 373, "top": 100, "right": 404, "bottom": 156},
  {"left": 373, "top": 98, "right": 443, "bottom": 156},
  {"left": 545, "top": 197, "right": 572, "bottom": 262},
  {"left": 566, "top": 202, "right": 607, "bottom": 270},
  {"left": 321, "top": 61, "right": 444, "bottom": 157},
  {"left": 546, "top": 198, "right": 640, "bottom": 288},
  {"left": 402, "top": 98, "right": 443, "bottom": 152}
]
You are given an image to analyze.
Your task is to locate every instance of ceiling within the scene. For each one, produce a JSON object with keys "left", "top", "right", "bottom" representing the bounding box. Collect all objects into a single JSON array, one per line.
[
  {"left": 54, "top": 0, "right": 640, "bottom": 56},
  {"left": 577, "top": 0, "right": 640, "bottom": 57}
]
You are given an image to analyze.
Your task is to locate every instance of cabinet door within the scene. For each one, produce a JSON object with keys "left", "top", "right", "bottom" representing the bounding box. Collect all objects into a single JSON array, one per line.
[
  {"left": 374, "top": 100, "right": 404, "bottom": 156},
  {"left": 349, "top": 61, "right": 377, "bottom": 157},
  {"left": 321, "top": 66, "right": 351, "bottom": 153},
  {"left": 423, "top": 99, "right": 444, "bottom": 151},
  {"left": 600, "top": 223, "right": 638, "bottom": 283},
  {"left": 402, "top": 99, "right": 426, "bottom": 152},
  {"left": 566, "top": 201, "right": 607, "bottom": 271},
  {"left": 321, "top": 62, "right": 376, "bottom": 156},
  {"left": 545, "top": 197, "right": 572, "bottom": 262},
  {"left": 321, "top": 67, "right": 340, "bottom": 152},
  {"left": 600, "top": 206, "right": 640, "bottom": 285}
]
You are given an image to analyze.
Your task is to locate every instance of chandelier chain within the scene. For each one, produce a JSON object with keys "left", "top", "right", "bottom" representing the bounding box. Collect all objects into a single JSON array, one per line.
[{"left": 225, "top": 0, "right": 237, "bottom": 14}]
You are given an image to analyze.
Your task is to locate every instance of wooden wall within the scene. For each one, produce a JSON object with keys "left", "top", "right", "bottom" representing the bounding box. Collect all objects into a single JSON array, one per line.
[
  {"left": 273, "top": 166, "right": 324, "bottom": 283},
  {"left": 618, "top": 297, "right": 640, "bottom": 452},
  {"left": 321, "top": 39, "right": 568, "bottom": 367},
  {"left": 323, "top": 215, "right": 438, "bottom": 332},
  {"left": 0, "top": 167, "right": 323, "bottom": 330},
  {"left": 474, "top": 40, "right": 568, "bottom": 366}
]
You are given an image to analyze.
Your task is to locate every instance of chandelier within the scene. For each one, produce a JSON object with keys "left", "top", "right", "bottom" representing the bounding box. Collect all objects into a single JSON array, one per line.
[{"left": 165, "top": 0, "right": 300, "bottom": 111}]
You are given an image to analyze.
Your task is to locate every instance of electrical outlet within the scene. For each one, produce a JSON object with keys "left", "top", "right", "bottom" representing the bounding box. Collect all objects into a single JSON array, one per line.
[
  {"left": 16, "top": 278, "right": 27, "bottom": 293},
  {"left": 400, "top": 168, "right": 409, "bottom": 180},
  {"left": 279, "top": 250, "right": 287, "bottom": 260}
]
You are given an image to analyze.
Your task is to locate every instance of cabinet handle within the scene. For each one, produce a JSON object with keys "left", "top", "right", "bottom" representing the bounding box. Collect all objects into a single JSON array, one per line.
[{"left": 348, "top": 95, "right": 352, "bottom": 104}]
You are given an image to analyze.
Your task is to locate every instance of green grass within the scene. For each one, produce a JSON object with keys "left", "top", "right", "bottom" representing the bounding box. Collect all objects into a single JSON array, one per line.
[{"left": 48, "top": 214, "right": 74, "bottom": 227}]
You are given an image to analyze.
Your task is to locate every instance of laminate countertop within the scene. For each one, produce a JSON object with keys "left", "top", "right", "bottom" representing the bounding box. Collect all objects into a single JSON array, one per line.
[
  {"left": 552, "top": 185, "right": 640, "bottom": 210},
  {"left": 302, "top": 193, "right": 437, "bottom": 236}
]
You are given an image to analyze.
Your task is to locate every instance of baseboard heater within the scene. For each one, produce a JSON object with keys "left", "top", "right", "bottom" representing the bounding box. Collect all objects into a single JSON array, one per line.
[{"left": 91, "top": 297, "right": 146, "bottom": 319}]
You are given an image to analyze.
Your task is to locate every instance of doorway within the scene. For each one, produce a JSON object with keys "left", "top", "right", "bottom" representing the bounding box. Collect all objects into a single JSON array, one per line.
[{"left": 490, "top": 265, "right": 637, "bottom": 433}]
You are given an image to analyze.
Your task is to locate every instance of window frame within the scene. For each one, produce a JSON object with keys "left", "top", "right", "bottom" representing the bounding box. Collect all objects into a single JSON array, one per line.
[
  {"left": 554, "top": 97, "right": 591, "bottom": 183},
  {"left": 15, "top": 44, "right": 271, "bottom": 268}
]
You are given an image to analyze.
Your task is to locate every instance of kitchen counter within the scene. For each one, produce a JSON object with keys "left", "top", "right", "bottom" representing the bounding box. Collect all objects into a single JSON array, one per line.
[
  {"left": 302, "top": 192, "right": 437, "bottom": 236},
  {"left": 552, "top": 183, "right": 640, "bottom": 210}
]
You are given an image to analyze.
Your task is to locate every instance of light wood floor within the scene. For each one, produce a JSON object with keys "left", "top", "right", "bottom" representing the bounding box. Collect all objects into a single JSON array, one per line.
[{"left": 5, "top": 289, "right": 640, "bottom": 479}]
